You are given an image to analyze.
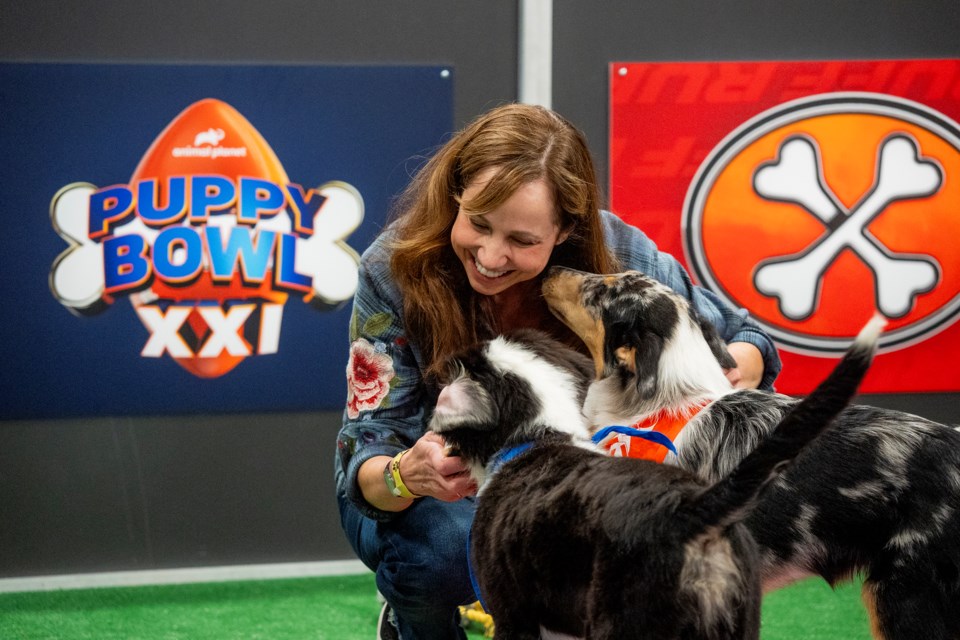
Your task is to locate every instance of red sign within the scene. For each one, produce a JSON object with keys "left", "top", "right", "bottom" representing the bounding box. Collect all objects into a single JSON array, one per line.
[{"left": 610, "top": 59, "right": 960, "bottom": 393}]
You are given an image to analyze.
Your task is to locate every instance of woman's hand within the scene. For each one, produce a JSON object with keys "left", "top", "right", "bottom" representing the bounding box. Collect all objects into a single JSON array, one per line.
[
  {"left": 723, "top": 341, "right": 764, "bottom": 389},
  {"left": 401, "top": 432, "right": 478, "bottom": 501},
  {"left": 358, "top": 432, "right": 477, "bottom": 512}
]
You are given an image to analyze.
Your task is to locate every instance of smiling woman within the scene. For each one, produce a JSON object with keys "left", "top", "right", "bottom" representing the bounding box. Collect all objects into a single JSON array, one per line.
[
  {"left": 450, "top": 167, "right": 569, "bottom": 298},
  {"left": 335, "top": 102, "right": 783, "bottom": 640}
]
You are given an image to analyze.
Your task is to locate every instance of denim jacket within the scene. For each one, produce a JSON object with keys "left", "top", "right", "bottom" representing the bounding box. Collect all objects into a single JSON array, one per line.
[{"left": 336, "top": 211, "right": 782, "bottom": 520}]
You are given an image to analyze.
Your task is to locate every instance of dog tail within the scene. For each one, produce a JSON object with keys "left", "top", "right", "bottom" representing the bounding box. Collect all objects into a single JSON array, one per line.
[{"left": 681, "top": 314, "right": 884, "bottom": 533}]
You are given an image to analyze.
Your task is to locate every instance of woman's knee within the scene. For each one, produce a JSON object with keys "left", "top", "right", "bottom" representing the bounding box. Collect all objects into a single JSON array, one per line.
[{"left": 377, "top": 498, "right": 475, "bottom": 603}]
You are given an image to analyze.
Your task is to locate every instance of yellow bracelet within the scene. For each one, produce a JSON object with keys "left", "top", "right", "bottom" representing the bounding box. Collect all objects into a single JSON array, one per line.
[{"left": 386, "top": 450, "right": 419, "bottom": 499}]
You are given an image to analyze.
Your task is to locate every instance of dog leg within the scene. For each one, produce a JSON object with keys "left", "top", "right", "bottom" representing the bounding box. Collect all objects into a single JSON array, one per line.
[
  {"left": 861, "top": 583, "right": 885, "bottom": 640},
  {"left": 480, "top": 594, "right": 541, "bottom": 640},
  {"left": 539, "top": 629, "right": 582, "bottom": 640},
  {"left": 488, "top": 618, "right": 540, "bottom": 640},
  {"left": 863, "top": 576, "right": 960, "bottom": 640}
]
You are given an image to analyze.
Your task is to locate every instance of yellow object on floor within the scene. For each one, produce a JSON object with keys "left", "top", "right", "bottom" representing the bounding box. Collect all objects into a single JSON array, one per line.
[{"left": 458, "top": 601, "right": 495, "bottom": 638}]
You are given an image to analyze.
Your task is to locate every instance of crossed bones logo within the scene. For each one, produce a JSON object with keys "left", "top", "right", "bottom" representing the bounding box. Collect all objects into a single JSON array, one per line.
[
  {"left": 684, "top": 92, "right": 960, "bottom": 354},
  {"left": 753, "top": 134, "right": 943, "bottom": 320}
]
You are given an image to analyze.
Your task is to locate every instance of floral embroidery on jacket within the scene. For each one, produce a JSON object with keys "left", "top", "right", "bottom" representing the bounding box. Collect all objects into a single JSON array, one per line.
[{"left": 346, "top": 338, "right": 396, "bottom": 418}]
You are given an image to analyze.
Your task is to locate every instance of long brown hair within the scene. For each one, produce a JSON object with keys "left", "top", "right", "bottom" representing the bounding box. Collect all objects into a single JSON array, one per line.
[{"left": 389, "top": 103, "right": 619, "bottom": 374}]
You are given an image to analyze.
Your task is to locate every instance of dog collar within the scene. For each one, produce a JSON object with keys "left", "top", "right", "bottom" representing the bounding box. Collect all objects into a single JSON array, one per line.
[
  {"left": 592, "top": 404, "right": 707, "bottom": 463},
  {"left": 468, "top": 440, "right": 535, "bottom": 612},
  {"left": 487, "top": 441, "right": 535, "bottom": 475}
]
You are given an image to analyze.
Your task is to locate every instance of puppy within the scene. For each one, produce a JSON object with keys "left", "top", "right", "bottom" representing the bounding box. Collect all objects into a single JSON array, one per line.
[
  {"left": 542, "top": 266, "right": 960, "bottom": 640},
  {"left": 429, "top": 326, "right": 878, "bottom": 640}
]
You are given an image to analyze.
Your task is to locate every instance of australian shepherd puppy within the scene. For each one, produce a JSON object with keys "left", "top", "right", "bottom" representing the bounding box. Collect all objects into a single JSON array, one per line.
[
  {"left": 542, "top": 266, "right": 960, "bottom": 640},
  {"left": 429, "top": 325, "right": 878, "bottom": 640}
]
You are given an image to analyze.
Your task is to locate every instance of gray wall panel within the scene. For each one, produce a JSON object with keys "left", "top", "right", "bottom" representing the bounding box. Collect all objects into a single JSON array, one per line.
[
  {"left": 0, "top": 0, "right": 517, "bottom": 578},
  {"left": 0, "top": 0, "right": 519, "bottom": 129},
  {"left": 0, "top": 412, "right": 350, "bottom": 577}
]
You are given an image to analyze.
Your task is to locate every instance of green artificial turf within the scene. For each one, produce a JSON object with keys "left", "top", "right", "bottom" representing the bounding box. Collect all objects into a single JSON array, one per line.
[
  {"left": 760, "top": 577, "right": 872, "bottom": 640},
  {"left": 0, "top": 572, "right": 872, "bottom": 639},
  {"left": 0, "top": 574, "right": 386, "bottom": 640}
]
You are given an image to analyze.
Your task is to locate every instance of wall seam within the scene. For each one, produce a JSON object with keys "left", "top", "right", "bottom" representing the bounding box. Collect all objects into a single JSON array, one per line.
[{"left": 519, "top": 0, "right": 553, "bottom": 107}]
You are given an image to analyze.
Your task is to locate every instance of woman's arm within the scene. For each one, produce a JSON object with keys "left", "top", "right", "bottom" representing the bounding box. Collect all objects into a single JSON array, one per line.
[
  {"left": 358, "top": 432, "right": 476, "bottom": 512},
  {"left": 337, "top": 241, "right": 475, "bottom": 520}
]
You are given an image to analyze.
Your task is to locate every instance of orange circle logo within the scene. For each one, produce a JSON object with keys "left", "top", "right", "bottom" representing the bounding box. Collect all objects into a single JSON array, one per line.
[{"left": 684, "top": 93, "right": 960, "bottom": 353}]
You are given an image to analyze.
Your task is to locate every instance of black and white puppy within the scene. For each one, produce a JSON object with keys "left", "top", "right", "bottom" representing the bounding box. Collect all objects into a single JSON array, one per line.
[
  {"left": 429, "top": 327, "right": 878, "bottom": 640},
  {"left": 542, "top": 266, "right": 960, "bottom": 640}
]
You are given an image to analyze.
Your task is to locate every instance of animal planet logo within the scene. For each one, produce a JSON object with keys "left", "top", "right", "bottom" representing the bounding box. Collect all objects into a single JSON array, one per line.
[
  {"left": 684, "top": 92, "right": 960, "bottom": 354},
  {"left": 49, "top": 99, "right": 363, "bottom": 377}
]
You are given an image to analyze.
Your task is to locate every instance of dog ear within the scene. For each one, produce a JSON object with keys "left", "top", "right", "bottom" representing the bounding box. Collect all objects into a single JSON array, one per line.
[
  {"left": 695, "top": 312, "right": 738, "bottom": 370},
  {"left": 605, "top": 315, "right": 662, "bottom": 400},
  {"left": 631, "top": 333, "right": 664, "bottom": 399}
]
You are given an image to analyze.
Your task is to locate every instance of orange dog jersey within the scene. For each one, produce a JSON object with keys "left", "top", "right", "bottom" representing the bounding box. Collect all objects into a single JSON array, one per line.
[{"left": 592, "top": 407, "right": 705, "bottom": 463}]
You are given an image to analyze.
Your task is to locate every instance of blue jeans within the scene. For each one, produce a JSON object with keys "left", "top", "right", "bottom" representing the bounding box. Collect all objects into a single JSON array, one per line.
[{"left": 338, "top": 493, "right": 478, "bottom": 640}]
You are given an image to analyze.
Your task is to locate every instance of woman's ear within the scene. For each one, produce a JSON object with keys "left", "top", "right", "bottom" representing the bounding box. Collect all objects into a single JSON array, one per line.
[{"left": 556, "top": 227, "right": 572, "bottom": 245}]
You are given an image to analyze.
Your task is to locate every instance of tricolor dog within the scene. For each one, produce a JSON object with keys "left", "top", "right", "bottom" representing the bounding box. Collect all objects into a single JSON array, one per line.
[
  {"left": 429, "top": 325, "right": 878, "bottom": 640},
  {"left": 542, "top": 266, "right": 960, "bottom": 640}
]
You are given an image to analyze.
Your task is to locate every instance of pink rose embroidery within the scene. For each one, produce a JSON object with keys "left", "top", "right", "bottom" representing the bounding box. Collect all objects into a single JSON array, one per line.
[{"left": 346, "top": 338, "right": 395, "bottom": 419}]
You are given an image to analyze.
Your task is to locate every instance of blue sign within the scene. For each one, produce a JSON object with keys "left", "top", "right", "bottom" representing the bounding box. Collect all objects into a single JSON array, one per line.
[{"left": 0, "top": 62, "right": 454, "bottom": 419}]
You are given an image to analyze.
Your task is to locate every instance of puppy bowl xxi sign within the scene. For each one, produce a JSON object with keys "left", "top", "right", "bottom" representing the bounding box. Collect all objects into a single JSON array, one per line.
[
  {"left": 610, "top": 59, "right": 960, "bottom": 393},
  {"left": 50, "top": 98, "right": 363, "bottom": 378},
  {"left": 0, "top": 62, "right": 453, "bottom": 419}
]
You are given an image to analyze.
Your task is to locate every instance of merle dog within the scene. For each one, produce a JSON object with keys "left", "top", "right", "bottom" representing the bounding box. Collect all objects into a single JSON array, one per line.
[
  {"left": 429, "top": 321, "right": 879, "bottom": 640},
  {"left": 543, "top": 266, "right": 960, "bottom": 640}
]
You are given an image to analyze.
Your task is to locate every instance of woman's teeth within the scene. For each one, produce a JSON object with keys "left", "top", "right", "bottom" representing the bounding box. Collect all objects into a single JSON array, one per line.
[{"left": 474, "top": 258, "right": 507, "bottom": 278}]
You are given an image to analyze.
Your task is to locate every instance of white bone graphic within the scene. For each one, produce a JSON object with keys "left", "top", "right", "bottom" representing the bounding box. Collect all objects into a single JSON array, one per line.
[
  {"left": 50, "top": 183, "right": 158, "bottom": 313},
  {"left": 753, "top": 135, "right": 941, "bottom": 319},
  {"left": 50, "top": 183, "right": 102, "bottom": 311},
  {"left": 293, "top": 181, "right": 363, "bottom": 307}
]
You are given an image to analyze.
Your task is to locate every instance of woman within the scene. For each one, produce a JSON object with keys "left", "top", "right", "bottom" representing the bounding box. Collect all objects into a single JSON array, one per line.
[{"left": 336, "top": 103, "right": 781, "bottom": 640}]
